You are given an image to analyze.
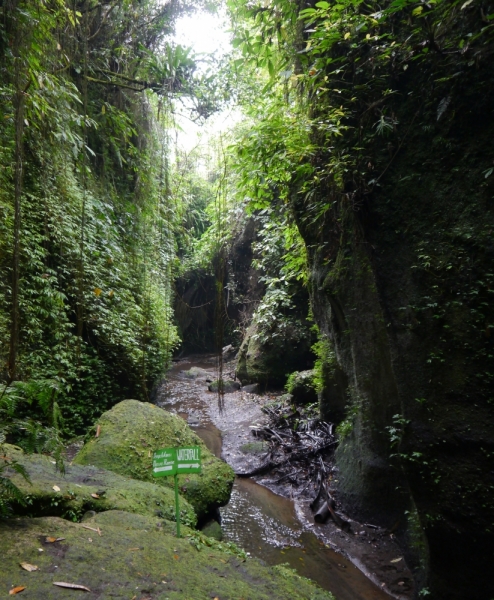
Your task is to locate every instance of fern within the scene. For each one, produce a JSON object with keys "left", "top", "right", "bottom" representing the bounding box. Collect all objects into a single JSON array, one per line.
[{"left": 0, "top": 445, "right": 31, "bottom": 518}]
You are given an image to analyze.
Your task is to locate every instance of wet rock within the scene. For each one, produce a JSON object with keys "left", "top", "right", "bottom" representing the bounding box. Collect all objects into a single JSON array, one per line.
[
  {"left": 280, "top": 392, "right": 293, "bottom": 403},
  {"left": 187, "top": 414, "right": 201, "bottom": 426},
  {"left": 239, "top": 441, "right": 269, "bottom": 455},
  {"left": 222, "top": 344, "right": 236, "bottom": 359},
  {"left": 236, "top": 321, "right": 313, "bottom": 386},
  {"left": 208, "top": 379, "right": 241, "bottom": 393},
  {"left": 73, "top": 400, "right": 235, "bottom": 520},
  {"left": 1, "top": 444, "right": 196, "bottom": 526},
  {"left": 179, "top": 366, "right": 210, "bottom": 380},
  {"left": 0, "top": 511, "right": 334, "bottom": 599},
  {"left": 242, "top": 383, "right": 259, "bottom": 394}
]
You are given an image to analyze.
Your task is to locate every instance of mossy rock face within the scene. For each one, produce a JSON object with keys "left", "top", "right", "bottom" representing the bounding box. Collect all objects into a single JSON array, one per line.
[
  {"left": 0, "top": 511, "right": 334, "bottom": 599},
  {"left": 295, "top": 58, "right": 494, "bottom": 598},
  {"left": 73, "top": 400, "right": 235, "bottom": 519},
  {"left": 1, "top": 444, "right": 196, "bottom": 527}
]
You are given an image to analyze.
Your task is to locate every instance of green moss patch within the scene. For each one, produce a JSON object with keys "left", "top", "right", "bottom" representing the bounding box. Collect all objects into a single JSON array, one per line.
[
  {"left": 2, "top": 444, "right": 196, "bottom": 527},
  {"left": 73, "top": 400, "right": 235, "bottom": 519},
  {"left": 0, "top": 511, "right": 334, "bottom": 599}
]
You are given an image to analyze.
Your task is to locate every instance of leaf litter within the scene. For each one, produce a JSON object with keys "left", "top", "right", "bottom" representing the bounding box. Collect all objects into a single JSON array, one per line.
[
  {"left": 53, "top": 582, "right": 91, "bottom": 592},
  {"left": 9, "top": 587, "right": 26, "bottom": 595}
]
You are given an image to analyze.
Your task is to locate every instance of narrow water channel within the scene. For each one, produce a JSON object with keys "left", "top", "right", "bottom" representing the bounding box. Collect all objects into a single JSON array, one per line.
[{"left": 158, "top": 357, "right": 391, "bottom": 600}]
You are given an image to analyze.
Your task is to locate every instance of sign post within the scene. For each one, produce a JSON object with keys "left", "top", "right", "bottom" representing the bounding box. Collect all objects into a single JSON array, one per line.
[
  {"left": 173, "top": 473, "right": 181, "bottom": 539},
  {"left": 152, "top": 446, "right": 201, "bottom": 538}
]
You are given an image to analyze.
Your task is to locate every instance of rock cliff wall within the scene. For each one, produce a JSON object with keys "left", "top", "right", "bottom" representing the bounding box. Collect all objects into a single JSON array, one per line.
[{"left": 294, "top": 59, "right": 494, "bottom": 599}]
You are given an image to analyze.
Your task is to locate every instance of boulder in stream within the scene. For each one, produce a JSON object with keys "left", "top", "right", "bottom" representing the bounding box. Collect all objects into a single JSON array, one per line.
[
  {"left": 178, "top": 366, "right": 210, "bottom": 380},
  {"left": 73, "top": 400, "right": 235, "bottom": 519},
  {"left": 208, "top": 379, "right": 240, "bottom": 393},
  {"left": 241, "top": 382, "right": 260, "bottom": 394},
  {"left": 0, "top": 510, "right": 334, "bottom": 599},
  {"left": 236, "top": 321, "right": 313, "bottom": 386}
]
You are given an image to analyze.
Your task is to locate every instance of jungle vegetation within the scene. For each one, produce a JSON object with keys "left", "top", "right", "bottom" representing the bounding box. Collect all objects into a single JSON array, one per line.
[
  {"left": 0, "top": 0, "right": 232, "bottom": 457},
  {"left": 1, "top": 2, "right": 493, "bottom": 597},
  {"left": 0, "top": 0, "right": 492, "bottom": 454}
]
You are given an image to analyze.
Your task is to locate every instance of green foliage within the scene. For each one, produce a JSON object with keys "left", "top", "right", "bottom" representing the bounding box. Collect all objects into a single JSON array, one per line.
[
  {"left": 311, "top": 334, "right": 335, "bottom": 395},
  {"left": 0, "top": 0, "right": 217, "bottom": 437},
  {"left": 335, "top": 419, "right": 353, "bottom": 439},
  {"left": 0, "top": 380, "right": 65, "bottom": 471},
  {"left": 249, "top": 208, "right": 311, "bottom": 346},
  {"left": 227, "top": 0, "right": 494, "bottom": 238},
  {"left": 0, "top": 443, "right": 31, "bottom": 518}
]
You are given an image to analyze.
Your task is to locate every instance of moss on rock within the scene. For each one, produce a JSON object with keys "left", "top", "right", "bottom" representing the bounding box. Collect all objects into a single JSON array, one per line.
[
  {"left": 1, "top": 444, "right": 196, "bottom": 527},
  {"left": 208, "top": 379, "right": 240, "bottom": 393},
  {"left": 73, "top": 400, "right": 235, "bottom": 519},
  {"left": 237, "top": 322, "right": 312, "bottom": 387},
  {"left": 285, "top": 370, "right": 318, "bottom": 404},
  {"left": 0, "top": 511, "right": 334, "bottom": 599}
]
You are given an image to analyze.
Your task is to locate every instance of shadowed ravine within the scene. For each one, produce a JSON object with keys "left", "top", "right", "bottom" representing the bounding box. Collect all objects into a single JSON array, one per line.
[{"left": 158, "top": 356, "right": 394, "bottom": 600}]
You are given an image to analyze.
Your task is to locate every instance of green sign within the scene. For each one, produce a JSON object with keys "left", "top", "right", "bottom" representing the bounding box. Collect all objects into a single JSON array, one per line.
[
  {"left": 152, "top": 448, "right": 177, "bottom": 477},
  {"left": 152, "top": 446, "right": 202, "bottom": 476},
  {"left": 176, "top": 446, "right": 201, "bottom": 474},
  {"left": 152, "top": 446, "right": 202, "bottom": 539}
]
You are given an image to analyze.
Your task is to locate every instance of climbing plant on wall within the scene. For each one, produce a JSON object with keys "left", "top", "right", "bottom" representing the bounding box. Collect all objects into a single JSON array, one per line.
[{"left": 0, "top": 0, "right": 223, "bottom": 438}]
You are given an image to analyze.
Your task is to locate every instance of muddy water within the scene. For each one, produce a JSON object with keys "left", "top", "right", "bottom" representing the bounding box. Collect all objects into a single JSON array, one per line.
[{"left": 159, "top": 358, "right": 391, "bottom": 600}]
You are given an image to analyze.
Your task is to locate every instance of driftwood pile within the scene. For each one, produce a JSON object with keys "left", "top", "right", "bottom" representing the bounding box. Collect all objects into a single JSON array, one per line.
[{"left": 237, "top": 401, "right": 349, "bottom": 529}]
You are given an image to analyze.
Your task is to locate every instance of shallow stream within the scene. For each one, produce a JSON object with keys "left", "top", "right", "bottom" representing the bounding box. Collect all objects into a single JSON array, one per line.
[{"left": 158, "top": 357, "right": 393, "bottom": 600}]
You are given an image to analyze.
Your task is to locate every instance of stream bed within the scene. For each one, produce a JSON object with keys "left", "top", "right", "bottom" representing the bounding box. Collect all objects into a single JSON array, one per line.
[{"left": 157, "top": 356, "right": 411, "bottom": 600}]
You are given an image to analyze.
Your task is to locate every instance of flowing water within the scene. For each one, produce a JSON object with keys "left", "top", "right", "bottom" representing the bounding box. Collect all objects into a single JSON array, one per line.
[{"left": 158, "top": 357, "right": 391, "bottom": 600}]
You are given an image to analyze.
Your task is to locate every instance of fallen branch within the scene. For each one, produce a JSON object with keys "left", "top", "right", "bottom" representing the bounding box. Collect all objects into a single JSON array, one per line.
[{"left": 80, "top": 525, "right": 102, "bottom": 536}]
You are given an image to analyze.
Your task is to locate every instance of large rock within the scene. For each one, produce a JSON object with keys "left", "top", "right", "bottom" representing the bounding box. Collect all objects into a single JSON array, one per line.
[
  {"left": 236, "top": 321, "right": 313, "bottom": 386},
  {"left": 1, "top": 444, "right": 196, "bottom": 526},
  {"left": 208, "top": 379, "right": 240, "bottom": 393},
  {"left": 0, "top": 510, "right": 334, "bottom": 599},
  {"left": 73, "top": 400, "right": 235, "bottom": 519}
]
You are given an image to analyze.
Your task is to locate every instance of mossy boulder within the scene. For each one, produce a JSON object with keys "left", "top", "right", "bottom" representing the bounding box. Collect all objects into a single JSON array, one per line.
[
  {"left": 0, "top": 510, "right": 334, "bottom": 599},
  {"left": 285, "top": 370, "right": 318, "bottom": 404},
  {"left": 179, "top": 367, "right": 210, "bottom": 380},
  {"left": 1, "top": 444, "right": 196, "bottom": 526},
  {"left": 73, "top": 400, "right": 235, "bottom": 519},
  {"left": 236, "top": 321, "right": 313, "bottom": 387},
  {"left": 208, "top": 379, "right": 240, "bottom": 393}
]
